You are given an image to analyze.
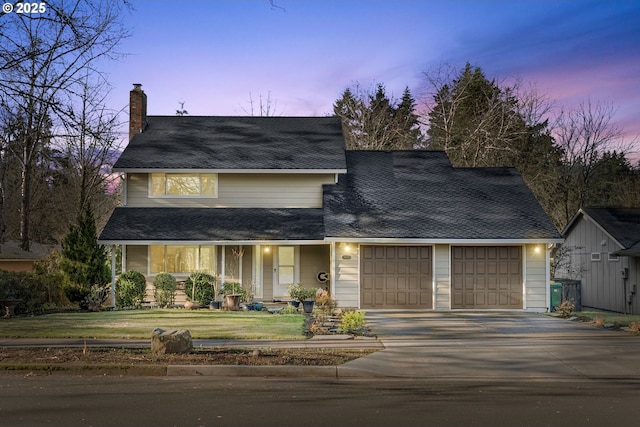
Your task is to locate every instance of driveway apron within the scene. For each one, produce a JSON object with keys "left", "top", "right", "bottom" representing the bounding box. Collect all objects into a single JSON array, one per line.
[{"left": 338, "top": 311, "right": 640, "bottom": 380}]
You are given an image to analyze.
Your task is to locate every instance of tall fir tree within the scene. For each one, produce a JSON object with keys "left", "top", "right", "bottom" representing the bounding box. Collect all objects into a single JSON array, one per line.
[{"left": 61, "top": 204, "right": 110, "bottom": 303}]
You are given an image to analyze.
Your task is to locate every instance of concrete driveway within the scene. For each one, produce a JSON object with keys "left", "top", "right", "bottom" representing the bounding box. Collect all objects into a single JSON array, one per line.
[{"left": 339, "top": 311, "right": 640, "bottom": 380}]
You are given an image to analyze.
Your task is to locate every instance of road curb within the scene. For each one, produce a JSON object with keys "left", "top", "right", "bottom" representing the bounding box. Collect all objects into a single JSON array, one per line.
[{"left": 167, "top": 364, "right": 340, "bottom": 377}]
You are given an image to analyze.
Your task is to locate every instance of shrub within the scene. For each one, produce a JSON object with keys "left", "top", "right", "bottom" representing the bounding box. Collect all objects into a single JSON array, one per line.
[
  {"left": 287, "top": 283, "right": 305, "bottom": 302},
  {"left": 116, "top": 271, "right": 147, "bottom": 308},
  {"left": 280, "top": 304, "right": 299, "bottom": 315},
  {"left": 288, "top": 283, "right": 318, "bottom": 302},
  {"left": 315, "top": 289, "right": 337, "bottom": 314},
  {"left": 186, "top": 272, "right": 217, "bottom": 306},
  {"left": 556, "top": 299, "right": 575, "bottom": 318},
  {"left": 32, "top": 251, "right": 70, "bottom": 308},
  {"left": 338, "top": 310, "right": 366, "bottom": 333},
  {"left": 84, "top": 284, "right": 109, "bottom": 311},
  {"left": 153, "top": 273, "right": 177, "bottom": 308},
  {"left": 218, "top": 281, "right": 246, "bottom": 301},
  {"left": 0, "top": 269, "right": 70, "bottom": 314}
]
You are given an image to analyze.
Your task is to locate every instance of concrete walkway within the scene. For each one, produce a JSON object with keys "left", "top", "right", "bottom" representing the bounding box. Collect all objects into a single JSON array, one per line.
[{"left": 2, "top": 311, "right": 640, "bottom": 379}]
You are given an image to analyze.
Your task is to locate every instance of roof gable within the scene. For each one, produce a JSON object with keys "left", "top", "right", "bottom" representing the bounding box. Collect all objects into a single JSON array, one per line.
[
  {"left": 114, "top": 116, "right": 347, "bottom": 171},
  {"left": 566, "top": 208, "right": 640, "bottom": 250}
]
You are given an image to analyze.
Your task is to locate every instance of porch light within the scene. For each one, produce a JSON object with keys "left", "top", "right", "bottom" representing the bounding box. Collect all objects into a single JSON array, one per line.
[
  {"left": 263, "top": 246, "right": 271, "bottom": 254},
  {"left": 534, "top": 245, "right": 541, "bottom": 254},
  {"left": 344, "top": 244, "right": 352, "bottom": 253}
]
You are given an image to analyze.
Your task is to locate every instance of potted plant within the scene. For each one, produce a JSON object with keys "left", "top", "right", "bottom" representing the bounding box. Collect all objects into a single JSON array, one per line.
[
  {"left": 218, "top": 282, "right": 245, "bottom": 311},
  {"left": 300, "top": 287, "right": 319, "bottom": 314},
  {"left": 287, "top": 283, "right": 305, "bottom": 308}
]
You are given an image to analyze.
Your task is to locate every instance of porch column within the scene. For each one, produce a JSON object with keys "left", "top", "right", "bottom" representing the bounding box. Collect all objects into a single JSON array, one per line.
[
  {"left": 220, "top": 245, "right": 226, "bottom": 283},
  {"left": 330, "top": 241, "right": 336, "bottom": 297},
  {"left": 110, "top": 245, "right": 117, "bottom": 308}
]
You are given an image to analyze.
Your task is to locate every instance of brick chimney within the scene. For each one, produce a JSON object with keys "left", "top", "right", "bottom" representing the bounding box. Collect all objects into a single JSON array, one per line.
[{"left": 129, "top": 83, "right": 147, "bottom": 141}]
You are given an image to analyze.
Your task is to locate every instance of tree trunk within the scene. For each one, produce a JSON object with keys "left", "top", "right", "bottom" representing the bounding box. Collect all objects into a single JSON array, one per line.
[
  {"left": 0, "top": 179, "right": 5, "bottom": 249},
  {"left": 20, "top": 161, "right": 31, "bottom": 251}
]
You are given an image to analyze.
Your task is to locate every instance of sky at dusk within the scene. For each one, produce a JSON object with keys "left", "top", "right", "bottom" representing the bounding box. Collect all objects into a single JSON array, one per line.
[{"left": 104, "top": 0, "right": 640, "bottom": 145}]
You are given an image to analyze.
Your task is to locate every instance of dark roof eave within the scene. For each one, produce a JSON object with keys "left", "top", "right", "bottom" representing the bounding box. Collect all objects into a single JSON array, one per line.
[{"left": 113, "top": 168, "right": 347, "bottom": 174}]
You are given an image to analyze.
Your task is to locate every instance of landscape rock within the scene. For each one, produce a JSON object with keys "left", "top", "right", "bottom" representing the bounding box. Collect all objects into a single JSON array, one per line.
[{"left": 151, "top": 328, "right": 193, "bottom": 354}]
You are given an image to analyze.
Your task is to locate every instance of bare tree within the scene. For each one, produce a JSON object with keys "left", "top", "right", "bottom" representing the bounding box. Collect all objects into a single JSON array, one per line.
[
  {"left": 552, "top": 100, "right": 637, "bottom": 226},
  {"left": 243, "top": 92, "right": 280, "bottom": 117},
  {"left": 0, "top": 0, "right": 129, "bottom": 250},
  {"left": 57, "top": 74, "right": 123, "bottom": 225},
  {"left": 176, "top": 101, "right": 189, "bottom": 116}
]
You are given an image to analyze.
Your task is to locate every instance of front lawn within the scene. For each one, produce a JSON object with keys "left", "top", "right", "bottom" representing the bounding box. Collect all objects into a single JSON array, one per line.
[
  {"left": 0, "top": 309, "right": 307, "bottom": 340},
  {"left": 575, "top": 311, "right": 640, "bottom": 328}
]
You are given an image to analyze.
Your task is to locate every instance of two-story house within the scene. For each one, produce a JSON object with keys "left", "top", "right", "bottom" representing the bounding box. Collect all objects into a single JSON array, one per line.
[{"left": 98, "top": 84, "right": 562, "bottom": 311}]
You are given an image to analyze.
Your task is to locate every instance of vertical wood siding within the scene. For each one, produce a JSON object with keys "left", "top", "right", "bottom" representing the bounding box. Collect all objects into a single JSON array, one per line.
[{"left": 559, "top": 216, "right": 629, "bottom": 312}]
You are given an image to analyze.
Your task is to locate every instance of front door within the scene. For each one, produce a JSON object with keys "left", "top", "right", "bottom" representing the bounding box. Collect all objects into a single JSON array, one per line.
[{"left": 274, "top": 246, "right": 299, "bottom": 298}]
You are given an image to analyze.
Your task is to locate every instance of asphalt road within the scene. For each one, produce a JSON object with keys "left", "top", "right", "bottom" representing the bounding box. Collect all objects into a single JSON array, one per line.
[
  {"left": 1, "top": 374, "right": 639, "bottom": 427},
  {"left": 2, "top": 311, "right": 640, "bottom": 426}
]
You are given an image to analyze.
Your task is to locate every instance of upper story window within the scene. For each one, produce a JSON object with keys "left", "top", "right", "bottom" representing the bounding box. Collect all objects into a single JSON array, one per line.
[{"left": 150, "top": 173, "right": 217, "bottom": 197}]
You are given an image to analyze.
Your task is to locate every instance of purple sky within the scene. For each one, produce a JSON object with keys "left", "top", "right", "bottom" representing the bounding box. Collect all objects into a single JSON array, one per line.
[{"left": 105, "top": 0, "right": 640, "bottom": 147}]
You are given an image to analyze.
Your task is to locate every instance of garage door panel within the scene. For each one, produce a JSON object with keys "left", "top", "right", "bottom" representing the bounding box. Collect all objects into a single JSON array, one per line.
[
  {"left": 361, "top": 246, "right": 433, "bottom": 309},
  {"left": 451, "top": 246, "right": 522, "bottom": 309},
  {"left": 487, "top": 262, "right": 497, "bottom": 274},
  {"left": 487, "top": 292, "right": 497, "bottom": 306},
  {"left": 362, "top": 261, "right": 373, "bottom": 275},
  {"left": 465, "top": 277, "right": 475, "bottom": 290},
  {"left": 464, "top": 292, "right": 474, "bottom": 305},
  {"left": 453, "top": 261, "right": 464, "bottom": 275}
]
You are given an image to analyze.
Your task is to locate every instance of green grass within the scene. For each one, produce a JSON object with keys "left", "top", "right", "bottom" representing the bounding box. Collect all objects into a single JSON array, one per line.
[
  {"left": 575, "top": 311, "right": 640, "bottom": 327},
  {"left": 0, "top": 309, "right": 307, "bottom": 340}
]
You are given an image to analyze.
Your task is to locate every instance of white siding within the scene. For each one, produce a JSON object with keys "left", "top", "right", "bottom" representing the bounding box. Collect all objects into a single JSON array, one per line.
[
  {"left": 524, "top": 244, "right": 548, "bottom": 312},
  {"left": 434, "top": 244, "right": 450, "bottom": 310},
  {"left": 126, "top": 173, "right": 335, "bottom": 208},
  {"left": 333, "top": 243, "right": 359, "bottom": 308}
]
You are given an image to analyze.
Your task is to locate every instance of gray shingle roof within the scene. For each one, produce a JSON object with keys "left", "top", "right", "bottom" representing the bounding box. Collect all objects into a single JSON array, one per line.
[
  {"left": 578, "top": 208, "right": 640, "bottom": 254},
  {"left": 323, "top": 150, "right": 561, "bottom": 240},
  {"left": 99, "top": 207, "right": 325, "bottom": 242},
  {"left": 114, "top": 116, "right": 347, "bottom": 171}
]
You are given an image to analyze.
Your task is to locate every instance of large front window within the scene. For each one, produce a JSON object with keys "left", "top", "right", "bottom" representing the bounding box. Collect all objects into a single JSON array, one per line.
[
  {"left": 150, "top": 173, "right": 217, "bottom": 197},
  {"left": 150, "top": 245, "right": 216, "bottom": 274}
]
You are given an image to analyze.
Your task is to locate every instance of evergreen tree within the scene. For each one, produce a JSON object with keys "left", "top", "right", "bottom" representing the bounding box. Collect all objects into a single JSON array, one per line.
[
  {"left": 334, "top": 83, "right": 424, "bottom": 150},
  {"left": 394, "top": 87, "right": 422, "bottom": 149},
  {"left": 61, "top": 204, "right": 110, "bottom": 303}
]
